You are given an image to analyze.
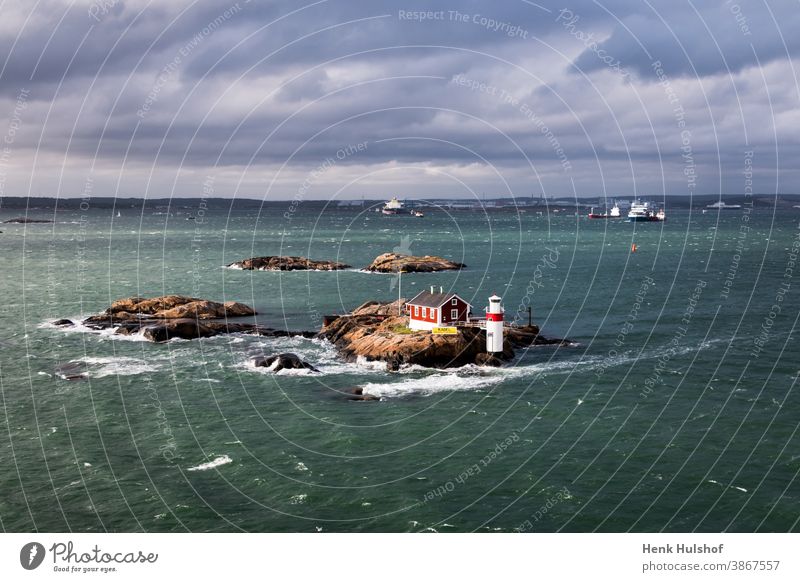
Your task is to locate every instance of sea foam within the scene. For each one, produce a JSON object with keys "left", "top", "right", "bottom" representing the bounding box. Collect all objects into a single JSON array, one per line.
[{"left": 187, "top": 455, "right": 232, "bottom": 472}]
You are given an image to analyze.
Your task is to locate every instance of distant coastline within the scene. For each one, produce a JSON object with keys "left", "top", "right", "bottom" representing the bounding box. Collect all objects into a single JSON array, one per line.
[{"left": 1, "top": 194, "right": 798, "bottom": 210}]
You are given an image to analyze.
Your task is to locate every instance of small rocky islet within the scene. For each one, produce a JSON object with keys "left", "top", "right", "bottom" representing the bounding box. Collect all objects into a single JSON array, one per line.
[
  {"left": 61, "top": 295, "right": 315, "bottom": 342},
  {"left": 227, "top": 256, "right": 350, "bottom": 271},
  {"left": 224, "top": 253, "right": 464, "bottom": 273},
  {"left": 317, "top": 299, "right": 569, "bottom": 371},
  {"left": 364, "top": 252, "right": 465, "bottom": 273}
]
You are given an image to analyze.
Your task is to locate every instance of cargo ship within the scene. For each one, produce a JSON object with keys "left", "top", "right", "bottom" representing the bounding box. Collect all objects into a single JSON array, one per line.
[{"left": 588, "top": 202, "right": 622, "bottom": 218}]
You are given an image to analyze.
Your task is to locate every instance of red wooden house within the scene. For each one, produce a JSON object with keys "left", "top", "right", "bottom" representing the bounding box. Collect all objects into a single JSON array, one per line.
[{"left": 406, "top": 288, "right": 472, "bottom": 331}]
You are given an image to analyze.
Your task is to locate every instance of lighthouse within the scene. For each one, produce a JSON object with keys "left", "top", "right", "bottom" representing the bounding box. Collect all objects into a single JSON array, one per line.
[{"left": 486, "top": 294, "right": 504, "bottom": 352}]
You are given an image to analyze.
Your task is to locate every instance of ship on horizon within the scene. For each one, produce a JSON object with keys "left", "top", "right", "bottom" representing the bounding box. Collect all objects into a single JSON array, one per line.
[
  {"left": 381, "top": 197, "right": 406, "bottom": 215},
  {"left": 588, "top": 202, "right": 622, "bottom": 219},
  {"left": 707, "top": 200, "right": 742, "bottom": 209},
  {"left": 627, "top": 200, "right": 665, "bottom": 222}
]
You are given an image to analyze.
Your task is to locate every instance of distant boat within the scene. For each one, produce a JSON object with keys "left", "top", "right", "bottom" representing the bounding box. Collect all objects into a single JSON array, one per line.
[
  {"left": 411, "top": 209, "right": 425, "bottom": 217},
  {"left": 627, "top": 200, "right": 664, "bottom": 222},
  {"left": 116, "top": 211, "right": 121, "bottom": 217},
  {"left": 382, "top": 197, "right": 406, "bottom": 215},
  {"left": 588, "top": 201, "right": 622, "bottom": 219},
  {"left": 707, "top": 200, "right": 742, "bottom": 209}
]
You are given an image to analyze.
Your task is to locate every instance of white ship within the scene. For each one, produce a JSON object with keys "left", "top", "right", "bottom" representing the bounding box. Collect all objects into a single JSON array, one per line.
[
  {"left": 706, "top": 200, "right": 742, "bottom": 209},
  {"left": 627, "top": 200, "right": 665, "bottom": 222},
  {"left": 382, "top": 197, "right": 405, "bottom": 215}
]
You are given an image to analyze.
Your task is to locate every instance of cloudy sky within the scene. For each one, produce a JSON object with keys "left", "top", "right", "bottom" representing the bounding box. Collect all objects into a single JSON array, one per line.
[{"left": 0, "top": 0, "right": 797, "bottom": 199}]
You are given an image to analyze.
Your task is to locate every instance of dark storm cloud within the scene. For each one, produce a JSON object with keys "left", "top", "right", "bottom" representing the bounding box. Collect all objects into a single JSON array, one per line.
[{"left": 0, "top": 0, "right": 797, "bottom": 197}]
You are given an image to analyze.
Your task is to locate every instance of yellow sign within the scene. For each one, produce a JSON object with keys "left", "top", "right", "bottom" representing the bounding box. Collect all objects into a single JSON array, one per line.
[{"left": 432, "top": 327, "right": 458, "bottom": 335}]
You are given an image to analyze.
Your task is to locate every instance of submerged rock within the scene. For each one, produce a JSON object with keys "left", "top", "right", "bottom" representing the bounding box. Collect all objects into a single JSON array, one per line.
[
  {"left": 55, "top": 361, "right": 88, "bottom": 381},
  {"left": 347, "top": 387, "right": 380, "bottom": 401},
  {"left": 227, "top": 256, "right": 350, "bottom": 271},
  {"left": 251, "top": 353, "right": 319, "bottom": 373},
  {"left": 52, "top": 319, "right": 74, "bottom": 327},
  {"left": 364, "top": 252, "right": 465, "bottom": 273}
]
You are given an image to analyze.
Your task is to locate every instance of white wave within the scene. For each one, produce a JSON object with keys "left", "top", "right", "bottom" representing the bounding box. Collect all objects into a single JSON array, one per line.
[
  {"left": 41, "top": 318, "right": 152, "bottom": 342},
  {"left": 187, "top": 455, "right": 232, "bottom": 472},
  {"left": 707, "top": 479, "right": 748, "bottom": 493},
  {"left": 361, "top": 372, "right": 505, "bottom": 398},
  {"left": 77, "top": 356, "right": 160, "bottom": 378},
  {"left": 244, "top": 358, "right": 317, "bottom": 376},
  {"left": 355, "top": 356, "right": 390, "bottom": 372}
]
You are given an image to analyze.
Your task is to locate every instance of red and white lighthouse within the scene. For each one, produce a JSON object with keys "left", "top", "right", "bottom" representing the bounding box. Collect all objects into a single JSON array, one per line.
[{"left": 486, "top": 294, "right": 504, "bottom": 352}]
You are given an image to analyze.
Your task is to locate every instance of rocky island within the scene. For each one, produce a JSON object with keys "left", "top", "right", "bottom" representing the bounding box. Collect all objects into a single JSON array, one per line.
[
  {"left": 318, "top": 299, "right": 569, "bottom": 370},
  {"left": 66, "top": 295, "right": 314, "bottom": 342},
  {"left": 364, "top": 252, "right": 465, "bottom": 273},
  {"left": 227, "top": 256, "right": 350, "bottom": 271}
]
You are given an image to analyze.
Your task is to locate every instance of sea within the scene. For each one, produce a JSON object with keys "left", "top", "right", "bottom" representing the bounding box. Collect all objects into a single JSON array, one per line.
[{"left": 1, "top": 200, "right": 798, "bottom": 532}]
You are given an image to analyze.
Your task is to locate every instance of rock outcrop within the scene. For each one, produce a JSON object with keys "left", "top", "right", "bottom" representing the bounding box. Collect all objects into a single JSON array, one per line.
[
  {"left": 364, "top": 253, "right": 465, "bottom": 273},
  {"left": 105, "top": 295, "right": 254, "bottom": 319},
  {"left": 251, "top": 353, "right": 319, "bottom": 373},
  {"left": 316, "top": 300, "right": 568, "bottom": 370},
  {"left": 347, "top": 387, "right": 380, "bottom": 401},
  {"left": 78, "top": 295, "right": 314, "bottom": 342},
  {"left": 227, "top": 256, "right": 350, "bottom": 271}
]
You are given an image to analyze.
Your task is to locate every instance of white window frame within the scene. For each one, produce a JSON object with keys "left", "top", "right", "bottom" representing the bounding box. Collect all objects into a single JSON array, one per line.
[
  {"left": 414, "top": 305, "right": 419, "bottom": 317},
  {"left": 451, "top": 309, "right": 458, "bottom": 320},
  {"left": 422, "top": 307, "right": 427, "bottom": 318},
  {"left": 451, "top": 298, "right": 458, "bottom": 305}
]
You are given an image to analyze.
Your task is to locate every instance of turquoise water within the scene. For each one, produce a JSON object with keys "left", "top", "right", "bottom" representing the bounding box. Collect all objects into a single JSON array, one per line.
[{"left": 1, "top": 202, "right": 798, "bottom": 532}]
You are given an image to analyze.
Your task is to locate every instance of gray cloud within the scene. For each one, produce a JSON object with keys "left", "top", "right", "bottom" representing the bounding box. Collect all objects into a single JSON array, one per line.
[{"left": 0, "top": 0, "right": 796, "bottom": 198}]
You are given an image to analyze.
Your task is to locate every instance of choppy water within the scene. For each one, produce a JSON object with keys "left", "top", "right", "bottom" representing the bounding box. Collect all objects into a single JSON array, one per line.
[{"left": 1, "top": 201, "right": 798, "bottom": 532}]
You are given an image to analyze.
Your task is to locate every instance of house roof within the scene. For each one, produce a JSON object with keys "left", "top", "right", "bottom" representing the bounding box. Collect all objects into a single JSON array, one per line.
[{"left": 407, "top": 290, "right": 470, "bottom": 309}]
